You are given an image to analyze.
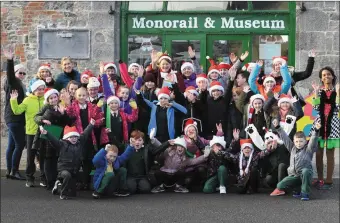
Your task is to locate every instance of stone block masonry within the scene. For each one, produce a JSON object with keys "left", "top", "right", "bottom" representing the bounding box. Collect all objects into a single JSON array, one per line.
[{"left": 1, "top": 1, "right": 118, "bottom": 138}]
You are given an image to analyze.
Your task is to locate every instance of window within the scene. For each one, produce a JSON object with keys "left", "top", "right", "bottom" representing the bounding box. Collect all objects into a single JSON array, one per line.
[
  {"left": 167, "top": 1, "right": 248, "bottom": 11},
  {"left": 128, "top": 1, "right": 163, "bottom": 11},
  {"left": 128, "top": 35, "right": 162, "bottom": 67},
  {"left": 252, "top": 35, "right": 289, "bottom": 74},
  {"left": 252, "top": 1, "right": 289, "bottom": 10},
  {"left": 211, "top": 40, "right": 243, "bottom": 64}
]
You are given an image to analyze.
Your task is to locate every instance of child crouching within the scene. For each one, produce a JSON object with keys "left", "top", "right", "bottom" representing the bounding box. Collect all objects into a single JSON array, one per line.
[{"left": 39, "top": 119, "right": 95, "bottom": 200}]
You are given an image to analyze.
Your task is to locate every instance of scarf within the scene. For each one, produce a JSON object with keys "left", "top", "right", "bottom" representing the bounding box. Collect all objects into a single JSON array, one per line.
[
  {"left": 248, "top": 105, "right": 255, "bottom": 125},
  {"left": 239, "top": 150, "right": 254, "bottom": 176},
  {"left": 160, "top": 70, "right": 178, "bottom": 83}
]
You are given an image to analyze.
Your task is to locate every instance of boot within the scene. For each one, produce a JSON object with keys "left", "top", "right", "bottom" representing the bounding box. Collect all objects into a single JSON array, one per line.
[
  {"left": 6, "top": 169, "right": 11, "bottom": 179},
  {"left": 10, "top": 171, "right": 26, "bottom": 180}
]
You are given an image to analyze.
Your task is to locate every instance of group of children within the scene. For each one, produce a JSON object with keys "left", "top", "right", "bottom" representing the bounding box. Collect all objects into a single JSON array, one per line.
[{"left": 3, "top": 45, "right": 339, "bottom": 201}]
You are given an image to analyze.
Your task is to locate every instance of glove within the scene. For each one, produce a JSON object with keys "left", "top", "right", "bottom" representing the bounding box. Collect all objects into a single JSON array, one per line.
[
  {"left": 150, "top": 128, "right": 156, "bottom": 140},
  {"left": 105, "top": 144, "right": 111, "bottom": 151},
  {"left": 203, "top": 146, "right": 211, "bottom": 158},
  {"left": 129, "top": 99, "right": 137, "bottom": 110},
  {"left": 97, "top": 99, "right": 104, "bottom": 108}
]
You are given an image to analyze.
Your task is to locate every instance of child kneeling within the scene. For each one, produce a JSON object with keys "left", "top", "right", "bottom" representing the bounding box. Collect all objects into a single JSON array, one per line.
[
  {"left": 39, "top": 119, "right": 94, "bottom": 200},
  {"left": 92, "top": 143, "right": 134, "bottom": 199}
]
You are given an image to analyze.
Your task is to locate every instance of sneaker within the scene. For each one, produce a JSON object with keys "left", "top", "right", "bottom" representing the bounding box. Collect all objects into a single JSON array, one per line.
[
  {"left": 174, "top": 184, "right": 189, "bottom": 193},
  {"left": 319, "top": 183, "right": 333, "bottom": 190},
  {"left": 151, "top": 184, "right": 165, "bottom": 193},
  {"left": 60, "top": 194, "right": 69, "bottom": 200},
  {"left": 114, "top": 189, "right": 130, "bottom": 197},
  {"left": 40, "top": 180, "right": 47, "bottom": 187},
  {"left": 270, "top": 188, "right": 285, "bottom": 196},
  {"left": 314, "top": 180, "right": 325, "bottom": 189},
  {"left": 52, "top": 180, "right": 60, "bottom": 195},
  {"left": 219, "top": 186, "right": 226, "bottom": 194},
  {"left": 25, "top": 180, "right": 34, "bottom": 188},
  {"left": 292, "top": 191, "right": 301, "bottom": 198},
  {"left": 92, "top": 191, "right": 101, "bottom": 199},
  {"left": 301, "top": 192, "right": 309, "bottom": 201}
]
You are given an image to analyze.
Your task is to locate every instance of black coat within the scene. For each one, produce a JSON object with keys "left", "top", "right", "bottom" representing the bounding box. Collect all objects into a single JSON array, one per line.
[
  {"left": 3, "top": 59, "right": 25, "bottom": 124},
  {"left": 266, "top": 144, "right": 290, "bottom": 175}
]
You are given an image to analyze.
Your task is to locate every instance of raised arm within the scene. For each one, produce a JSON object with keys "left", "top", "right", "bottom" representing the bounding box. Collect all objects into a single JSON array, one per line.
[
  {"left": 79, "top": 122, "right": 94, "bottom": 146},
  {"left": 292, "top": 99, "right": 304, "bottom": 121},
  {"left": 275, "top": 125, "right": 294, "bottom": 152},
  {"left": 171, "top": 101, "right": 187, "bottom": 114},
  {"left": 92, "top": 148, "right": 107, "bottom": 168},
  {"left": 248, "top": 64, "right": 261, "bottom": 94},
  {"left": 192, "top": 57, "right": 202, "bottom": 74},
  {"left": 118, "top": 60, "right": 134, "bottom": 88},
  {"left": 292, "top": 50, "right": 315, "bottom": 83},
  {"left": 117, "top": 145, "right": 134, "bottom": 164},
  {"left": 263, "top": 96, "right": 277, "bottom": 114},
  {"left": 279, "top": 64, "right": 292, "bottom": 94},
  {"left": 10, "top": 96, "right": 27, "bottom": 115}
]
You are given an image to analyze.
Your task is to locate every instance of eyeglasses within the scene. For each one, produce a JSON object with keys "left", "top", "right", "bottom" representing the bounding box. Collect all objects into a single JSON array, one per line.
[{"left": 18, "top": 72, "right": 26, "bottom": 75}]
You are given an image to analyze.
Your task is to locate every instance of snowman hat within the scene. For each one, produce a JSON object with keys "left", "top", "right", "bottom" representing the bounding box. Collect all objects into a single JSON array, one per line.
[{"left": 209, "top": 136, "right": 226, "bottom": 149}]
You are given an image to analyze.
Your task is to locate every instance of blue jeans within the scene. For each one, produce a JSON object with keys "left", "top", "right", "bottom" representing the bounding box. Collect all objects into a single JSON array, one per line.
[{"left": 6, "top": 122, "right": 25, "bottom": 172}]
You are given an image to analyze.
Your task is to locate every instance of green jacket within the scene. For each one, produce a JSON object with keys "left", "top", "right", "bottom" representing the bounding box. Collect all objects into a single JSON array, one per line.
[{"left": 10, "top": 94, "right": 44, "bottom": 135}]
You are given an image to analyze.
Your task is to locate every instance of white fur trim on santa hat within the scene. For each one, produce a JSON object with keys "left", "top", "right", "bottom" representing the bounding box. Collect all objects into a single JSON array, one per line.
[
  {"left": 209, "top": 136, "right": 226, "bottom": 148},
  {"left": 273, "top": 57, "right": 286, "bottom": 65},
  {"left": 44, "top": 89, "right": 59, "bottom": 104},
  {"left": 158, "top": 93, "right": 170, "bottom": 100},
  {"left": 184, "top": 89, "right": 199, "bottom": 98},
  {"left": 241, "top": 143, "right": 253, "bottom": 150},
  {"left": 242, "top": 63, "right": 256, "bottom": 72},
  {"left": 184, "top": 123, "right": 198, "bottom": 135},
  {"left": 31, "top": 80, "right": 46, "bottom": 93},
  {"left": 63, "top": 131, "right": 80, "bottom": 140},
  {"left": 250, "top": 94, "right": 265, "bottom": 106},
  {"left": 104, "top": 63, "right": 117, "bottom": 72},
  {"left": 107, "top": 96, "right": 120, "bottom": 105},
  {"left": 128, "top": 63, "right": 139, "bottom": 72},
  {"left": 181, "top": 62, "right": 194, "bottom": 73},
  {"left": 174, "top": 137, "right": 187, "bottom": 149},
  {"left": 208, "top": 85, "right": 224, "bottom": 95},
  {"left": 196, "top": 76, "right": 208, "bottom": 84},
  {"left": 158, "top": 55, "right": 172, "bottom": 62},
  {"left": 278, "top": 97, "right": 292, "bottom": 107},
  {"left": 208, "top": 69, "right": 221, "bottom": 77},
  {"left": 87, "top": 77, "right": 101, "bottom": 88},
  {"left": 38, "top": 65, "right": 51, "bottom": 72},
  {"left": 263, "top": 76, "right": 276, "bottom": 85}
]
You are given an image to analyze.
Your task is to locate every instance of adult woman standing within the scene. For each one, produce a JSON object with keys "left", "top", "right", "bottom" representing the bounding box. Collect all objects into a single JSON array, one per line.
[
  {"left": 54, "top": 57, "right": 81, "bottom": 91},
  {"left": 3, "top": 45, "right": 26, "bottom": 180}
]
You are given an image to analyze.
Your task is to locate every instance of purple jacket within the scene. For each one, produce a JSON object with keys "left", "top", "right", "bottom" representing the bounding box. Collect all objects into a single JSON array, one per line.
[{"left": 183, "top": 73, "right": 197, "bottom": 89}]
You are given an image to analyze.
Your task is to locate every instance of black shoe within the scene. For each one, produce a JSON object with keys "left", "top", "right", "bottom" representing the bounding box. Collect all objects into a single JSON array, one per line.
[
  {"left": 25, "top": 180, "right": 34, "bottom": 188},
  {"left": 92, "top": 191, "right": 101, "bottom": 199},
  {"left": 52, "top": 180, "right": 60, "bottom": 195},
  {"left": 151, "top": 184, "right": 166, "bottom": 193},
  {"left": 174, "top": 184, "right": 189, "bottom": 193},
  {"left": 6, "top": 170, "right": 11, "bottom": 179},
  {"left": 10, "top": 171, "right": 26, "bottom": 180},
  {"left": 114, "top": 189, "right": 130, "bottom": 197},
  {"left": 60, "top": 194, "right": 69, "bottom": 200},
  {"left": 40, "top": 180, "right": 47, "bottom": 187}
]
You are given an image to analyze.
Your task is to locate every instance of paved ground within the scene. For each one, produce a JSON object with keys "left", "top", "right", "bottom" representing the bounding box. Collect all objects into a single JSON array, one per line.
[
  {"left": 1, "top": 178, "right": 339, "bottom": 223},
  {"left": 1, "top": 138, "right": 339, "bottom": 178}
]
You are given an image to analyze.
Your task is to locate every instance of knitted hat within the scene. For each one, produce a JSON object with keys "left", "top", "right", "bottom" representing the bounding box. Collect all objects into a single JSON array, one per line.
[
  {"left": 87, "top": 77, "right": 101, "bottom": 88},
  {"left": 173, "top": 137, "right": 187, "bottom": 149},
  {"left": 63, "top": 126, "right": 80, "bottom": 139},
  {"left": 128, "top": 63, "right": 139, "bottom": 72},
  {"left": 107, "top": 95, "right": 120, "bottom": 105},
  {"left": 38, "top": 63, "right": 51, "bottom": 72},
  {"left": 183, "top": 119, "right": 198, "bottom": 135},
  {"left": 181, "top": 62, "right": 194, "bottom": 73},
  {"left": 157, "top": 52, "right": 171, "bottom": 63},
  {"left": 208, "top": 81, "right": 224, "bottom": 96},
  {"left": 184, "top": 86, "right": 199, "bottom": 98},
  {"left": 277, "top": 94, "right": 293, "bottom": 107},
  {"left": 144, "top": 72, "right": 156, "bottom": 83},
  {"left": 157, "top": 87, "right": 171, "bottom": 100},
  {"left": 31, "top": 80, "right": 46, "bottom": 92},
  {"left": 272, "top": 56, "right": 288, "bottom": 65},
  {"left": 104, "top": 62, "right": 117, "bottom": 72},
  {"left": 196, "top": 74, "right": 208, "bottom": 84},
  {"left": 14, "top": 64, "right": 25, "bottom": 73},
  {"left": 81, "top": 69, "right": 94, "bottom": 79},
  {"left": 242, "top": 62, "right": 257, "bottom": 72},
  {"left": 218, "top": 63, "right": 231, "bottom": 70},
  {"left": 240, "top": 139, "right": 254, "bottom": 150},
  {"left": 44, "top": 88, "right": 59, "bottom": 104},
  {"left": 206, "top": 56, "right": 221, "bottom": 77},
  {"left": 209, "top": 136, "right": 226, "bottom": 148},
  {"left": 263, "top": 75, "right": 276, "bottom": 85}
]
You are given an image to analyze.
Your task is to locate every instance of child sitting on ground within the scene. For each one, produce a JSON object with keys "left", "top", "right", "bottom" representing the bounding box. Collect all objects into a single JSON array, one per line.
[
  {"left": 270, "top": 119, "right": 321, "bottom": 201},
  {"left": 39, "top": 119, "right": 95, "bottom": 200}
]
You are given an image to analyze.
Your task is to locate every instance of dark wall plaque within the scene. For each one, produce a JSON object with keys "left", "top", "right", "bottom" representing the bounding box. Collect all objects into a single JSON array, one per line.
[{"left": 38, "top": 29, "right": 91, "bottom": 59}]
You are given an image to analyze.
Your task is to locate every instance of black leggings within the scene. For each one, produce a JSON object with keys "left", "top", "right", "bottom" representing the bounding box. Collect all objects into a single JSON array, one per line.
[
  {"left": 25, "top": 135, "right": 45, "bottom": 181},
  {"left": 154, "top": 170, "right": 186, "bottom": 186}
]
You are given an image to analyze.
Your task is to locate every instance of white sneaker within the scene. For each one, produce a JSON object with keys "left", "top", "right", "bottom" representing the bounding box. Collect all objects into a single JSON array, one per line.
[{"left": 219, "top": 186, "right": 226, "bottom": 194}]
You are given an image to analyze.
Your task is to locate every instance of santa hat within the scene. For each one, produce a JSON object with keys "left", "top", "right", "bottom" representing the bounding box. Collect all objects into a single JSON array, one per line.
[
  {"left": 263, "top": 75, "right": 276, "bottom": 85},
  {"left": 218, "top": 62, "right": 231, "bottom": 70},
  {"left": 183, "top": 119, "right": 198, "bottom": 135},
  {"left": 184, "top": 86, "right": 199, "bottom": 98},
  {"left": 277, "top": 94, "right": 293, "bottom": 107},
  {"left": 104, "top": 62, "right": 117, "bottom": 72},
  {"left": 209, "top": 136, "right": 226, "bottom": 149},
  {"left": 248, "top": 94, "right": 265, "bottom": 124},
  {"left": 87, "top": 77, "right": 101, "bottom": 88},
  {"left": 196, "top": 73, "right": 208, "bottom": 84},
  {"left": 206, "top": 56, "right": 221, "bottom": 77},
  {"left": 38, "top": 63, "right": 51, "bottom": 72},
  {"left": 63, "top": 126, "right": 80, "bottom": 139},
  {"left": 173, "top": 137, "right": 187, "bottom": 150},
  {"left": 81, "top": 69, "right": 94, "bottom": 79},
  {"left": 31, "top": 80, "right": 46, "bottom": 93},
  {"left": 208, "top": 81, "right": 224, "bottom": 96},
  {"left": 143, "top": 72, "right": 156, "bottom": 83},
  {"left": 250, "top": 94, "right": 265, "bottom": 106},
  {"left": 272, "top": 56, "right": 288, "bottom": 65},
  {"left": 264, "top": 130, "right": 283, "bottom": 145},
  {"left": 14, "top": 64, "right": 25, "bottom": 73},
  {"left": 181, "top": 62, "right": 194, "bottom": 73},
  {"left": 128, "top": 63, "right": 139, "bottom": 72},
  {"left": 242, "top": 62, "right": 257, "bottom": 72},
  {"left": 44, "top": 88, "right": 59, "bottom": 104},
  {"left": 107, "top": 95, "right": 120, "bottom": 105},
  {"left": 157, "top": 87, "right": 171, "bottom": 100},
  {"left": 158, "top": 52, "right": 172, "bottom": 63},
  {"left": 240, "top": 139, "right": 254, "bottom": 150}
]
